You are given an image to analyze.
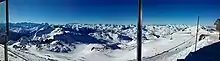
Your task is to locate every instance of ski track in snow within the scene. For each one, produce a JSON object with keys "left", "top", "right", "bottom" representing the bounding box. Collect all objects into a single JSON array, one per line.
[
  {"left": 126, "top": 34, "right": 195, "bottom": 61},
  {"left": 130, "top": 26, "right": 215, "bottom": 61},
  {"left": 143, "top": 33, "right": 218, "bottom": 61},
  {"left": 167, "top": 33, "right": 220, "bottom": 61},
  {"left": 0, "top": 45, "right": 26, "bottom": 61},
  {"left": 8, "top": 46, "right": 58, "bottom": 61},
  {"left": 142, "top": 35, "right": 195, "bottom": 61}
]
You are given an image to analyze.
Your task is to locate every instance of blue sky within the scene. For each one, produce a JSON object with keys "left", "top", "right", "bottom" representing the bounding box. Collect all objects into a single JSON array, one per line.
[
  {"left": 143, "top": 0, "right": 220, "bottom": 25},
  {"left": 1, "top": 0, "right": 220, "bottom": 25}
]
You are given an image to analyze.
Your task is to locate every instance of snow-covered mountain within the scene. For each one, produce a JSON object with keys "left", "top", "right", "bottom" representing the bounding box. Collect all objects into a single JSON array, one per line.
[
  {"left": 2, "top": 22, "right": 217, "bottom": 61},
  {"left": 8, "top": 23, "right": 191, "bottom": 50}
]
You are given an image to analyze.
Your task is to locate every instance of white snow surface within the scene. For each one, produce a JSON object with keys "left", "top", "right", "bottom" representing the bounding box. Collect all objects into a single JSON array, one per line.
[{"left": 0, "top": 23, "right": 218, "bottom": 61}]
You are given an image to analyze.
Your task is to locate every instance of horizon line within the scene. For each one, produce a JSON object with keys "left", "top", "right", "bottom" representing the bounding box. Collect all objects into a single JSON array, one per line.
[{"left": 0, "top": 22, "right": 212, "bottom": 26}]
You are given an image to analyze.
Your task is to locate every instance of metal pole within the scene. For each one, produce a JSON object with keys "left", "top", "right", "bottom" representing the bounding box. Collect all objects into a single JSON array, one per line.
[
  {"left": 5, "top": 0, "right": 9, "bottom": 61},
  {"left": 137, "top": 0, "right": 142, "bottom": 61},
  {"left": 195, "top": 16, "right": 199, "bottom": 52}
]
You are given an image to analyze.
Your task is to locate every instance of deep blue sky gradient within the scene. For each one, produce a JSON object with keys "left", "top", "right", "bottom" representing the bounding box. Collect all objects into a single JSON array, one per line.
[
  {"left": 8, "top": 0, "right": 138, "bottom": 24},
  {"left": 143, "top": 0, "right": 220, "bottom": 25},
  {"left": 1, "top": 0, "right": 220, "bottom": 25}
]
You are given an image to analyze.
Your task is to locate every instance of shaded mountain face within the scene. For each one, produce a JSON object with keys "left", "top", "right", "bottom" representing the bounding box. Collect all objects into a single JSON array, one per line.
[{"left": 8, "top": 23, "right": 192, "bottom": 52}]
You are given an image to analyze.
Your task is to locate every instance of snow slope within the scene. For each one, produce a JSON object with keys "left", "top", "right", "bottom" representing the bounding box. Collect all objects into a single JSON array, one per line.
[
  {"left": 0, "top": 45, "right": 26, "bottom": 61},
  {"left": 168, "top": 32, "right": 219, "bottom": 61},
  {"left": 1, "top": 23, "right": 218, "bottom": 61}
]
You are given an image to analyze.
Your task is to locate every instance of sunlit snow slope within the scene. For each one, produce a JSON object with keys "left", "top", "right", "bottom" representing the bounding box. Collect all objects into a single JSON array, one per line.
[{"left": 0, "top": 22, "right": 218, "bottom": 61}]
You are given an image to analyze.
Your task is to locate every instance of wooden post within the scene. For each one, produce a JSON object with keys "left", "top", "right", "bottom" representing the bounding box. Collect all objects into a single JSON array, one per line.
[
  {"left": 137, "top": 0, "right": 142, "bottom": 61},
  {"left": 5, "top": 0, "right": 9, "bottom": 61},
  {"left": 195, "top": 16, "right": 199, "bottom": 52}
]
